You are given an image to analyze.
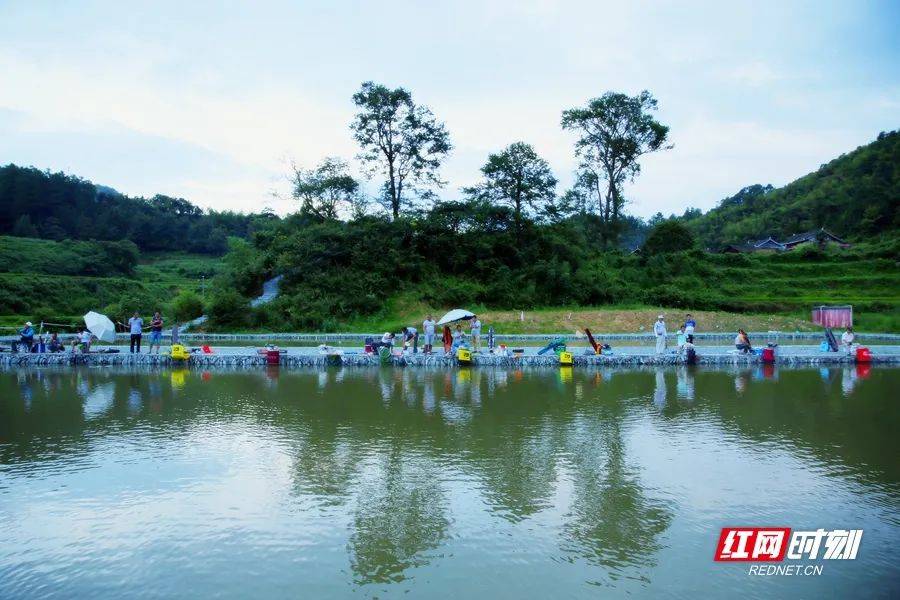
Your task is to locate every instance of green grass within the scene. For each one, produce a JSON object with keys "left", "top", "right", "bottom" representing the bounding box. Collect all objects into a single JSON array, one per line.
[
  {"left": 0, "top": 247, "right": 222, "bottom": 325},
  {"left": 135, "top": 252, "right": 223, "bottom": 287},
  {"left": 3, "top": 237, "right": 898, "bottom": 333}
]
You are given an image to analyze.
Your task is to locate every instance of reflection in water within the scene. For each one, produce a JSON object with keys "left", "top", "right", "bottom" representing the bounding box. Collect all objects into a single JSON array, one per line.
[
  {"left": 653, "top": 370, "right": 667, "bottom": 407},
  {"left": 0, "top": 367, "right": 898, "bottom": 597},
  {"left": 676, "top": 367, "right": 695, "bottom": 402},
  {"left": 349, "top": 454, "right": 450, "bottom": 584},
  {"left": 561, "top": 393, "right": 673, "bottom": 581},
  {"left": 734, "top": 370, "right": 750, "bottom": 394},
  {"left": 83, "top": 382, "right": 115, "bottom": 419}
]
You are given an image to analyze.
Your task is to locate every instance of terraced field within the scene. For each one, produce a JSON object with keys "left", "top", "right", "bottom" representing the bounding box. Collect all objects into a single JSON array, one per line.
[{"left": 0, "top": 236, "right": 221, "bottom": 329}]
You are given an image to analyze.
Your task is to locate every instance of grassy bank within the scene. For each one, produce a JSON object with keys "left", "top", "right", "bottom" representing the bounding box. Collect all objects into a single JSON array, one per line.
[
  {"left": 343, "top": 298, "right": 826, "bottom": 335},
  {"left": 0, "top": 237, "right": 220, "bottom": 326}
]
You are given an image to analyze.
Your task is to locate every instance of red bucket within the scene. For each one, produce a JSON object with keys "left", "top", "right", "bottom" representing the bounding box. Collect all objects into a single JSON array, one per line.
[
  {"left": 761, "top": 347, "right": 775, "bottom": 363},
  {"left": 266, "top": 349, "right": 281, "bottom": 366},
  {"left": 855, "top": 347, "right": 871, "bottom": 364}
]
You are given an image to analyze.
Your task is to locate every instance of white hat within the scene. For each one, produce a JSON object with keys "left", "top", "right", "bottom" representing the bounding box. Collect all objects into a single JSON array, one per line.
[
  {"left": 25, "top": 321, "right": 32, "bottom": 326},
  {"left": 657, "top": 315, "right": 664, "bottom": 319}
]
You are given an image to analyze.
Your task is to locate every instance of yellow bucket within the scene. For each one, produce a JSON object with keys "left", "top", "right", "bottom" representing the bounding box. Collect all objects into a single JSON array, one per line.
[
  {"left": 559, "top": 351, "right": 574, "bottom": 366},
  {"left": 170, "top": 344, "right": 191, "bottom": 361},
  {"left": 457, "top": 348, "right": 472, "bottom": 364}
]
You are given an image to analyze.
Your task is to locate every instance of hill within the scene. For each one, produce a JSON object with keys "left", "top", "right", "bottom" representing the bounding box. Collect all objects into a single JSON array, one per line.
[
  {"left": 0, "top": 235, "right": 221, "bottom": 329},
  {"left": 0, "top": 164, "right": 268, "bottom": 254},
  {"left": 206, "top": 214, "right": 899, "bottom": 333},
  {"left": 683, "top": 130, "right": 899, "bottom": 248}
]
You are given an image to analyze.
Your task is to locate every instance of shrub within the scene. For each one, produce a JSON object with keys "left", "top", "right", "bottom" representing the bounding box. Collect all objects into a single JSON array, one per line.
[
  {"left": 207, "top": 289, "right": 249, "bottom": 328},
  {"left": 642, "top": 221, "right": 696, "bottom": 255},
  {"left": 171, "top": 290, "right": 204, "bottom": 322}
]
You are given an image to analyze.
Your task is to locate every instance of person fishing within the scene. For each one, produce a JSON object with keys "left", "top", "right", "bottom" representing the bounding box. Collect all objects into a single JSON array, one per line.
[
  {"left": 735, "top": 329, "right": 752, "bottom": 353},
  {"left": 403, "top": 326, "right": 418, "bottom": 354},
  {"left": 841, "top": 327, "right": 855, "bottom": 352},
  {"left": 17, "top": 321, "right": 35, "bottom": 352},
  {"left": 470, "top": 315, "right": 482, "bottom": 352},
  {"left": 654, "top": 315, "right": 667, "bottom": 354},
  {"left": 684, "top": 314, "right": 697, "bottom": 335},
  {"left": 149, "top": 311, "right": 164, "bottom": 354},
  {"left": 422, "top": 314, "right": 436, "bottom": 354},
  {"left": 48, "top": 332, "right": 64, "bottom": 353},
  {"left": 442, "top": 326, "right": 452, "bottom": 354},
  {"left": 127, "top": 311, "right": 143, "bottom": 354}
]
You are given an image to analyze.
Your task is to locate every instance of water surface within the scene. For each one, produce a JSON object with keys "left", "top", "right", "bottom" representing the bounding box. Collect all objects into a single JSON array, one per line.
[{"left": 1, "top": 366, "right": 898, "bottom": 598}]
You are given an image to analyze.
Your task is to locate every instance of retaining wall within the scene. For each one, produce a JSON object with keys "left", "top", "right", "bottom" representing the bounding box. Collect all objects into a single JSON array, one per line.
[{"left": 1, "top": 349, "right": 895, "bottom": 369}]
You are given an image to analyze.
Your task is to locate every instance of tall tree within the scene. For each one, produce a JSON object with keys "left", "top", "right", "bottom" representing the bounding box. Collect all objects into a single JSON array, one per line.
[
  {"left": 292, "top": 157, "right": 362, "bottom": 221},
  {"left": 351, "top": 82, "right": 451, "bottom": 219},
  {"left": 464, "top": 142, "right": 557, "bottom": 236},
  {"left": 561, "top": 91, "right": 670, "bottom": 246}
]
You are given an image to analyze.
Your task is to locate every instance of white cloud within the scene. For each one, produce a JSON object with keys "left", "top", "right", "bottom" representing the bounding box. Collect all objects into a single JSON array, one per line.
[{"left": 0, "top": 0, "right": 896, "bottom": 218}]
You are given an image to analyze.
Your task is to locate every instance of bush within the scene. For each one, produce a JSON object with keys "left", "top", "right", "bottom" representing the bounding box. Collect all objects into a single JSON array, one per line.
[
  {"left": 642, "top": 221, "right": 696, "bottom": 255},
  {"left": 207, "top": 289, "right": 249, "bottom": 328},
  {"left": 171, "top": 290, "right": 204, "bottom": 322}
]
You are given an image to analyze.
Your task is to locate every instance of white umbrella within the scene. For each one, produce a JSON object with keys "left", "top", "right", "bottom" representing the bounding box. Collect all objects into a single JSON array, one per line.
[
  {"left": 437, "top": 309, "right": 475, "bottom": 326},
  {"left": 83, "top": 311, "right": 117, "bottom": 343}
]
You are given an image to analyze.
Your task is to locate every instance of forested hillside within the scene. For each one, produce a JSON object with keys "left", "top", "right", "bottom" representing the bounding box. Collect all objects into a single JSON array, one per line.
[
  {"left": 683, "top": 130, "right": 899, "bottom": 248},
  {"left": 0, "top": 165, "right": 267, "bottom": 254}
]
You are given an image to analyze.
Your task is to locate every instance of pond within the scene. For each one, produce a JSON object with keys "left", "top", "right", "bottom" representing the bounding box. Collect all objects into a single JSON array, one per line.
[{"left": 1, "top": 366, "right": 898, "bottom": 598}]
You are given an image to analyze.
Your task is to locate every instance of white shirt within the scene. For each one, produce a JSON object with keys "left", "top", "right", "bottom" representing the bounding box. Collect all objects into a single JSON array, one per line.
[
  {"left": 423, "top": 319, "right": 435, "bottom": 335},
  {"left": 841, "top": 331, "right": 854, "bottom": 345},
  {"left": 128, "top": 317, "right": 143, "bottom": 334},
  {"left": 80, "top": 331, "right": 92, "bottom": 343},
  {"left": 471, "top": 319, "right": 481, "bottom": 333},
  {"left": 654, "top": 321, "right": 666, "bottom": 336},
  {"left": 381, "top": 333, "right": 393, "bottom": 344}
]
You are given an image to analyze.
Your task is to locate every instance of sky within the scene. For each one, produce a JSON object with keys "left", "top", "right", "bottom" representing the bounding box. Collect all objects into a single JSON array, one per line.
[{"left": 1, "top": 0, "right": 897, "bottom": 218}]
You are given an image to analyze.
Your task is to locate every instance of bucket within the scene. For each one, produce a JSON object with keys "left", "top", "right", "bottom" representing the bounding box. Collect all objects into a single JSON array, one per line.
[
  {"left": 457, "top": 348, "right": 472, "bottom": 364},
  {"left": 855, "top": 347, "right": 872, "bottom": 364},
  {"left": 378, "top": 347, "right": 392, "bottom": 366},
  {"left": 559, "top": 351, "right": 573, "bottom": 366},
  {"left": 762, "top": 347, "right": 775, "bottom": 364},
  {"left": 266, "top": 349, "right": 281, "bottom": 366},
  {"left": 170, "top": 344, "right": 191, "bottom": 361}
]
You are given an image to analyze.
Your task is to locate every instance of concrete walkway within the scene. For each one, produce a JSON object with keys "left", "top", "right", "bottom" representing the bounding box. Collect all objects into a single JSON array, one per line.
[{"left": 2, "top": 344, "right": 898, "bottom": 368}]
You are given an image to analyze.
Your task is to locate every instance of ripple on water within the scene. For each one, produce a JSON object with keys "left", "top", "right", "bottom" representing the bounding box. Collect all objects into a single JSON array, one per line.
[{"left": 0, "top": 367, "right": 898, "bottom": 598}]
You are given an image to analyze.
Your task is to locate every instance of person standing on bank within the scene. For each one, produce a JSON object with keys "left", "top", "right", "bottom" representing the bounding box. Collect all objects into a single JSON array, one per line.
[
  {"left": 684, "top": 314, "right": 697, "bottom": 336},
  {"left": 654, "top": 315, "right": 667, "bottom": 354},
  {"left": 128, "top": 311, "right": 143, "bottom": 354},
  {"left": 422, "top": 314, "right": 436, "bottom": 354},
  {"left": 470, "top": 315, "right": 482, "bottom": 352},
  {"left": 149, "top": 311, "right": 164, "bottom": 354},
  {"left": 18, "top": 321, "right": 35, "bottom": 352}
]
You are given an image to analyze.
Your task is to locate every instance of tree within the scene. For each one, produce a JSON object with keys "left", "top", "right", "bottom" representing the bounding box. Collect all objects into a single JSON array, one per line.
[
  {"left": 12, "top": 215, "right": 39, "bottom": 238},
  {"left": 292, "top": 157, "right": 361, "bottom": 221},
  {"left": 351, "top": 82, "right": 451, "bottom": 219},
  {"left": 171, "top": 290, "right": 205, "bottom": 322},
  {"left": 561, "top": 91, "right": 671, "bottom": 246},
  {"left": 642, "top": 220, "right": 695, "bottom": 255},
  {"left": 464, "top": 142, "right": 556, "bottom": 236}
]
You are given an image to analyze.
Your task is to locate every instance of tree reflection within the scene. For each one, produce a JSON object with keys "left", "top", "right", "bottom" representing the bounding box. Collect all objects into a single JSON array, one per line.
[
  {"left": 348, "top": 451, "right": 449, "bottom": 584},
  {"left": 560, "top": 393, "right": 673, "bottom": 580},
  {"left": 7, "top": 365, "right": 895, "bottom": 588}
]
